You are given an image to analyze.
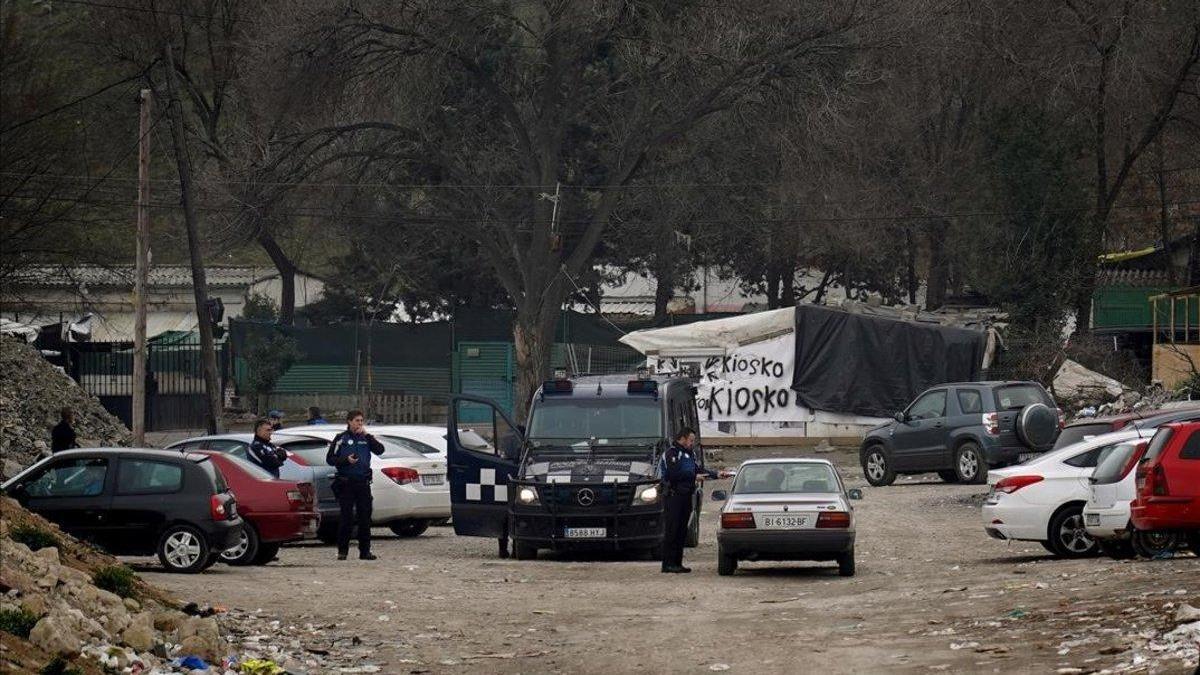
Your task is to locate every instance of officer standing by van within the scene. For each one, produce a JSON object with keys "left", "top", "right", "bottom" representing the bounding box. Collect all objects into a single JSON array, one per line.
[
  {"left": 326, "top": 410, "right": 385, "bottom": 561},
  {"left": 660, "top": 427, "right": 716, "bottom": 573},
  {"left": 248, "top": 419, "right": 288, "bottom": 478}
]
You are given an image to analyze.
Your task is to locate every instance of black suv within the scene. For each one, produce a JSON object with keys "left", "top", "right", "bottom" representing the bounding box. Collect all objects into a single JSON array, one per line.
[
  {"left": 859, "top": 381, "right": 1060, "bottom": 486},
  {"left": 2, "top": 449, "right": 242, "bottom": 573}
]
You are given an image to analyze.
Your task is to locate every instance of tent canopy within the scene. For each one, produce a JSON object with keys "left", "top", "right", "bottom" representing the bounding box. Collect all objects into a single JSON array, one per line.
[{"left": 618, "top": 307, "right": 793, "bottom": 355}]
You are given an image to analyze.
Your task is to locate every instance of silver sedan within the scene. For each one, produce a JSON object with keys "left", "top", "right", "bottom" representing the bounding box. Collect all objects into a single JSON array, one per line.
[{"left": 713, "top": 458, "right": 861, "bottom": 576}]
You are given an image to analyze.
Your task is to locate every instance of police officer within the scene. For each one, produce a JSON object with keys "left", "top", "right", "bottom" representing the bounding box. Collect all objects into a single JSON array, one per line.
[
  {"left": 268, "top": 410, "right": 285, "bottom": 431},
  {"left": 659, "top": 426, "right": 716, "bottom": 573},
  {"left": 326, "top": 409, "right": 385, "bottom": 561},
  {"left": 247, "top": 419, "right": 288, "bottom": 478}
]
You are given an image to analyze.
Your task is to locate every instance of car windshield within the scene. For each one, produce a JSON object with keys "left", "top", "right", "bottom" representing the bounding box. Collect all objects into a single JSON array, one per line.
[
  {"left": 1092, "top": 442, "right": 1138, "bottom": 484},
  {"left": 732, "top": 463, "right": 841, "bottom": 494},
  {"left": 527, "top": 399, "right": 662, "bottom": 448},
  {"left": 1053, "top": 423, "right": 1112, "bottom": 450},
  {"left": 994, "top": 384, "right": 1047, "bottom": 410}
]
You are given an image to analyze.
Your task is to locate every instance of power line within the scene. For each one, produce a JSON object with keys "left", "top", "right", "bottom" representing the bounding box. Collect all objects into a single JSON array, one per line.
[
  {"left": 559, "top": 265, "right": 628, "bottom": 336},
  {"left": 48, "top": 0, "right": 258, "bottom": 24},
  {"left": 0, "top": 70, "right": 149, "bottom": 135}
]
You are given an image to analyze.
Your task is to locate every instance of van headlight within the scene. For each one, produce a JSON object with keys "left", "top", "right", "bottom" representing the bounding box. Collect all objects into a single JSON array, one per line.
[
  {"left": 634, "top": 484, "right": 659, "bottom": 504},
  {"left": 517, "top": 487, "right": 539, "bottom": 505}
]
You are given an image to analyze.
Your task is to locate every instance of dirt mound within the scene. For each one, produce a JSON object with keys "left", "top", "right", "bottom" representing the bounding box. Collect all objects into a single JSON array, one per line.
[{"left": 1, "top": 338, "right": 130, "bottom": 479}]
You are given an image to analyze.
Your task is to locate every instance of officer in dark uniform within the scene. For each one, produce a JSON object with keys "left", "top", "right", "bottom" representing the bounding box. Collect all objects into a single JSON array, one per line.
[
  {"left": 659, "top": 426, "right": 716, "bottom": 573},
  {"left": 326, "top": 409, "right": 385, "bottom": 561},
  {"left": 247, "top": 419, "right": 287, "bottom": 478}
]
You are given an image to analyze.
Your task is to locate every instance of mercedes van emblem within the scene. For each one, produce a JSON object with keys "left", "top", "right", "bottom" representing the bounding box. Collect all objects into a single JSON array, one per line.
[{"left": 576, "top": 488, "right": 596, "bottom": 507}]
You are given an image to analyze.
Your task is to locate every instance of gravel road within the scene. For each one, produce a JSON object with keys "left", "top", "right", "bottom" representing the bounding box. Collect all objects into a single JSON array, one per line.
[{"left": 135, "top": 447, "right": 1200, "bottom": 674}]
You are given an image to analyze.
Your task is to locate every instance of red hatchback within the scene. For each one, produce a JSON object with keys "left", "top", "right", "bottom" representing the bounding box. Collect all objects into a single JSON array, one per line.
[
  {"left": 1130, "top": 422, "right": 1200, "bottom": 557},
  {"left": 200, "top": 451, "right": 320, "bottom": 565}
]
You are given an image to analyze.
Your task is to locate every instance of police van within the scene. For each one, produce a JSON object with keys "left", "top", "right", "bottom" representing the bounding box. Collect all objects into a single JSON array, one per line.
[{"left": 446, "top": 372, "right": 706, "bottom": 559}]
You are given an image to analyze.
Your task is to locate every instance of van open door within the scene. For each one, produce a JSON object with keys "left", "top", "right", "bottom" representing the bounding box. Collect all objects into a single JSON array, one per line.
[{"left": 447, "top": 395, "right": 524, "bottom": 537}]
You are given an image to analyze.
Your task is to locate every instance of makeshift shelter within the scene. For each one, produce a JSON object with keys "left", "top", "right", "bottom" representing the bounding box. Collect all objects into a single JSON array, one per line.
[{"left": 619, "top": 303, "right": 997, "bottom": 439}]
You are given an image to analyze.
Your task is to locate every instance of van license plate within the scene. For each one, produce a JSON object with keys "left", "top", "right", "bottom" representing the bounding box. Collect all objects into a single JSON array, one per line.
[
  {"left": 564, "top": 527, "right": 606, "bottom": 539},
  {"left": 422, "top": 474, "right": 444, "bottom": 486}
]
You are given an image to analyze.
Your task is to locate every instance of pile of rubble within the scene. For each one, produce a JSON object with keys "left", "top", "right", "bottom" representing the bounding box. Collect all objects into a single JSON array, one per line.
[
  {"left": 1052, "top": 358, "right": 1192, "bottom": 418},
  {"left": 0, "top": 337, "right": 130, "bottom": 479}
]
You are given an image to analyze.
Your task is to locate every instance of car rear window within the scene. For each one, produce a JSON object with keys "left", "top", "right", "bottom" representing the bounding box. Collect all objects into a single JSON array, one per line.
[
  {"left": 994, "top": 384, "right": 1049, "bottom": 410},
  {"left": 1142, "top": 427, "right": 1173, "bottom": 463},
  {"left": 1052, "top": 423, "right": 1112, "bottom": 450},
  {"left": 288, "top": 447, "right": 329, "bottom": 466},
  {"left": 1092, "top": 443, "right": 1138, "bottom": 484},
  {"left": 1180, "top": 430, "right": 1200, "bottom": 459},
  {"left": 1063, "top": 443, "right": 1117, "bottom": 469},
  {"left": 733, "top": 462, "right": 841, "bottom": 494},
  {"left": 379, "top": 435, "right": 441, "bottom": 455},
  {"left": 194, "top": 458, "right": 227, "bottom": 493}
]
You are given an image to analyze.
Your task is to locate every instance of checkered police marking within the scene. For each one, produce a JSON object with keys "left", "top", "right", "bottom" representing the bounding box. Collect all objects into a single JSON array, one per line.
[{"left": 465, "top": 467, "right": 507, "bottom": 502}]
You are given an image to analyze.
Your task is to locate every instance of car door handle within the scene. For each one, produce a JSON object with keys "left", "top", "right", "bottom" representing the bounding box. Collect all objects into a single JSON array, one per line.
[{"left": 933, "top": 422, "right": 944, "bottom": 428}]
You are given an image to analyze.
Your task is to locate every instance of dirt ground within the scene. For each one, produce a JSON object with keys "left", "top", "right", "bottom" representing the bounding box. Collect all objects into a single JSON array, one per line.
[{"left": 134, "top": 447, "right": 1200, "bottom": 674}]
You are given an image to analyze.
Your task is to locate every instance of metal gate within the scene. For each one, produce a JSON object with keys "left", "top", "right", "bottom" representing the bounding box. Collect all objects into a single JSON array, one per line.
[
  {"left": 70, "top": 336, "right": 227, "bottom": 431},
  {"left": 453, "top": 341, "right": 515, "bottom": 422}
]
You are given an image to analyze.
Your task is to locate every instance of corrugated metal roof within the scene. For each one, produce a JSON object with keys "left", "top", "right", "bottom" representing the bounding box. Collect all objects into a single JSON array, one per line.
[{"left": 7, "top": 265, "right": 261, "bottom": 288}]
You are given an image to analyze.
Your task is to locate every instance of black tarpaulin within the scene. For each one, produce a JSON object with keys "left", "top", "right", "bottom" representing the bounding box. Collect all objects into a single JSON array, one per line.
[{"left": 790, "top": 304, "right": 986, "bottom": 418}]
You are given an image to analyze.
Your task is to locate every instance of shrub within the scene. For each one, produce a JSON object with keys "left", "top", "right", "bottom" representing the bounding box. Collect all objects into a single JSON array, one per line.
[
  {"left": 92, "top": 565, "right": 138, "bottom": 599},
  {"left": 0, "top": 607, "right": 39, "bottom": 638},
  {"left": 9, "top": 523, "right": 59, "bottom": 551}
]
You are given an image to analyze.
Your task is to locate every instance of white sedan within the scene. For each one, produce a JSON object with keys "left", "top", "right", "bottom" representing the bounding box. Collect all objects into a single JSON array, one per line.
[
  {"left": 713, "top": 458, "right": 861, "bottom": 577},
  {"left": 366, "top": 424, "right": 449, "bottom": 460},
  {"left": 275, "top": 428, "right": 449, "bottom": 537},
  {"left": 982, "top": 429, "right": 1144, "bottom": 557}
]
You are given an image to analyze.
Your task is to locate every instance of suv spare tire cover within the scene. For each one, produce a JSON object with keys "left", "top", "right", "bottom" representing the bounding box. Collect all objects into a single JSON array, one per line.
[{"left": 1016, "top": 403, "right": 1057, "bottom": 449}]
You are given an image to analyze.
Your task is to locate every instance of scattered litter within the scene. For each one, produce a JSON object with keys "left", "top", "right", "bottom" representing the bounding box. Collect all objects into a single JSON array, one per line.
[
  {"left": 173, "top": 656, "right": 209, "bottom": 670},
  {"left": 377, "top": 615, "right": 391, "bottom": 622},
  {"left": 338, "top": 666, "right": 382, "bottom": 673},
  {"left": 709, "top": 665, "right": 731, "bottom": 672},
  {"left": 239, "top": 659, "right": 285, "bottom": 675},
  {"left": 942, "top": 587, "right": 968, "bottom": 593},
  {"left": 949, "top": 642, "right": 980, "bottom": 651},
  {"left": 1007, "top": 609, "right": 1027, "bottom": 619},
  {"left": 532, "top": 609, "right": 556, "bottom": 615},
  {"left": 759, "top": 596, "right": 804, "bottom": 604}
]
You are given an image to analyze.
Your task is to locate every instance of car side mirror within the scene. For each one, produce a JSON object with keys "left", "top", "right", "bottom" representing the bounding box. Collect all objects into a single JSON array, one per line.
[
  {"left": 711, "top": 489, "right": 727, "bottom": 501},
  {"left": 894, "top": 412, "right": 908, "bottom": 423},
  {"left": 847, "top": 488, "right": 863, "bottom": 500}
]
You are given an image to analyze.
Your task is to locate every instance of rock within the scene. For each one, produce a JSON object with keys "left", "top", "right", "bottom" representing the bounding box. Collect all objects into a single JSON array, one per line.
[
  {"left": 124, "top": 597, "right": 142, "bottom": 612},
  {"left": 34, "top": 546, "right": 60, "bottom": 564},
  {"left": 121, "top": 623, "right": 156, "bottom": 652},
  {"left": 1176, "top": 604, "right": 1200, "bottom": 623},
  {"left": 178, "top": 634, "right": 222, "bottom": 662},
  {"left": 176, "top": 616, "right": 222, "bottom": 661},
  {"left": 29, "top": 613, "right": 83, "bottom": 657},
  {"left": 154, "top": 610, "right": 182, "bottom": 632},
  {"left": 19, "top": 594, "right": 48, "bottom": 618}
]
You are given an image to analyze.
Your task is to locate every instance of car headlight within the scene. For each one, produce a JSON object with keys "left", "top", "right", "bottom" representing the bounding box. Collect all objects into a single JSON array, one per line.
[
  {"left": 517, "top": 487, "right": 539, "bottom": 505},
  {"left": 635, "top": 484, "right": 659, "bottom": 504}
]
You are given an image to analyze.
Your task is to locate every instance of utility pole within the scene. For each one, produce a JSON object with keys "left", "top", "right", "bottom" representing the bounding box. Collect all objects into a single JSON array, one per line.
[
  {"left": 163, "top": 43, "right": 223, "bottom": 434},
  {"left": 132, "top": 89, "right": 152, "bottom": 446}
]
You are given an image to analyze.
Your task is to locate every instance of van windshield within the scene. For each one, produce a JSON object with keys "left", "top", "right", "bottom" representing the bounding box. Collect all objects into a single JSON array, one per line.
[{"left": 527, "top": 399, "right": 662, "bottom": 449}]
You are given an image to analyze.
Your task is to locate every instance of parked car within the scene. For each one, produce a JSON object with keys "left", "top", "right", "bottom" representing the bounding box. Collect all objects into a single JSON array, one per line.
[
  {"left": 861, "top": 381, "right": 1061, "bottom": 486},
  {"left": 1, "top": 449, "right": 241, "bottom": 573},
  {"left": 981, "top": 430, "right": 1145, "bottom": 557},
  {"left": 1080, "top": 407, "right": 1200, "bottom": 556},
  {"left": 276, "top": 428, "right": 450, "bottom": 537},
  {"left": 1129, "top": 422, "right": 1200, "bottom": 557},
  {"left": 1056, "top": 404, "right": 1200, "bottom": 450},
  {"left": 165, "top": 434, "right": 338, "bottom": 541},
  {"left": 1082, "top": 440, "right": 1147, "bottom": 558},
  {"left": 198, "top": 452, "right": 319, "bottom": 565},
  {"left": 712, "top": 458, "right": 861, "bottom": 577}
]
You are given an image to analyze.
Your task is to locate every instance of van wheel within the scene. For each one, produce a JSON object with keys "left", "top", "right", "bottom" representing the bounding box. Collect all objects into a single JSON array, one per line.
[
  {"left": 717, "top": 544, "right": 737, "bottom": 576},
  {"left": 837, "top": 547, "right": 856, "bottom": 577},
  {"left": 389, "top": 520, "right": 430, "bottom": 538},
  {"left": 954, "top": 442, "right": 987, "bottom": 484},
  {"left": 1046, "top": 505, "right": 1099, "bottom": 558},
  {"left": 1132, "top": 529, "right": 1180, "bottom": 558},
  {"left": 936, "top": 470, "right": 958, "bottom": 483},
  {"left": 513, "top": 541, "right": 537, "bottom": 560},
  {"left": 220, "top": 525, "right": 261, "bottom": 566},
  {"left": 158, "top": 524, "right": 212, "bottom": 574},
  {"left": 862, "top": 446, "right": 896, "bottom": 487}
]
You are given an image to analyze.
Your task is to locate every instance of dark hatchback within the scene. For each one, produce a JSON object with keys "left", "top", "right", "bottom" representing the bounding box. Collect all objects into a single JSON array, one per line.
[{"left": 2, "top": 449, "right": 242, "bottom": 573}]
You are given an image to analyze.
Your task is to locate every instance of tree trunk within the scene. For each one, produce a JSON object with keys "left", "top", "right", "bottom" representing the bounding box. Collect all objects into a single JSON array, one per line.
[
  {"left": 258, "top": 230, "right": 297, "bottom": 324},
  {"left": 652, "top": 255, "right": 674, "bottom": 325},
  {"left": 765, "top": 268, "right": 781, "bottom": 309},
  {"left": 905, "top": 226, "right": 917, "bottom": 305},
  {"left": 925, "top": 220, "right": 949, "bottom": 310},
  {"left": 164, "top": 44, "right": 224, "bottom": 435},
  {"left": 781, "top": 264, "right": 796, "bottom": 307},
  {"left": 512, "top": 307, "right": 558, "bottom": 422},
  {"left": 1155, "top": 139, "right": 1174, "bottom": 285}
]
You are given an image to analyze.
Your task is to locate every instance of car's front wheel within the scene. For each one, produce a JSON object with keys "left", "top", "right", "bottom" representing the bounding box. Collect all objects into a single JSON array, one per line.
[
  {"left": 157, "top": 524, "right": 213, "bottom": 574},
  {"left": 862, "top": 446, "right": 896, "bottom": 487},
  {"left": 1132, "top": 529, "right": 1180, "bottom": 558},
  {"left": 717, "top": 544, "right": 737, "bottom": 576},
  {"left": 221, "top": 525, "right": 261, "bottom": 566},
  {"left": 837, "top": 547, "right": 855, "bottom": 577},
  {"left": 954, "top": 442, "right": 987, "bottom": 485},
  {"left": 1046, "top": 505, "right": 1099, "bottom": 558},
  {"left": 389, "top": 520, "right": 430, "bottom": 538}
]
